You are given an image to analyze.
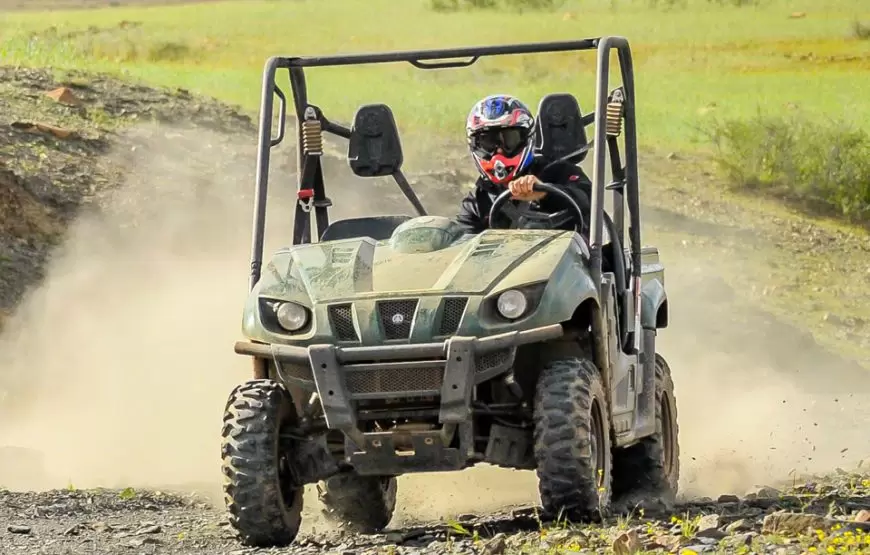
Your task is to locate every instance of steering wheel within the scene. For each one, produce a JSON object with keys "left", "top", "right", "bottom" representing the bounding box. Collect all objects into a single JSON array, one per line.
[{"left": 487, "top": 182, "right": 586, "bottom": 232}]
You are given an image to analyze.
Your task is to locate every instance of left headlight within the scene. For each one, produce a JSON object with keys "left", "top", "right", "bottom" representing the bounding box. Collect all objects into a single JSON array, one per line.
[
  {"left": 496, "top": 289, "right": 529, "bottom": 320},
  {"left": 274, "top": 301, "right": 309, "bottom": 332}
]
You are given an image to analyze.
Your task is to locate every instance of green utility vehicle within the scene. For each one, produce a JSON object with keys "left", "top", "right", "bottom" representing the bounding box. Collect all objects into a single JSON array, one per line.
[{"left": 222, "top": 36, "right": 680, "bottom": 547}]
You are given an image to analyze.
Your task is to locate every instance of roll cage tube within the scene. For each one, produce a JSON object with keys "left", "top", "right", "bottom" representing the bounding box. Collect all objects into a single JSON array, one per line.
[{"left": 247, "top": 38, "right": 642, "bottom": 341}]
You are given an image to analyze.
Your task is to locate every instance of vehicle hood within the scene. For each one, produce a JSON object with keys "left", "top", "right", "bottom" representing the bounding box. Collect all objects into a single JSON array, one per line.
[{"left": 257, "top": 229, "right": 566, "bottom": 303}]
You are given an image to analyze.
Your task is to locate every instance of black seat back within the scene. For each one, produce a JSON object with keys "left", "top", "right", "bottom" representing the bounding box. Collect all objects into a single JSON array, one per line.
[
  {"left": 347, "top": 103, "right": 404, "bottom": 177},
  {"left": 535, "top": 93, "right": 589, "bottom": 164}
]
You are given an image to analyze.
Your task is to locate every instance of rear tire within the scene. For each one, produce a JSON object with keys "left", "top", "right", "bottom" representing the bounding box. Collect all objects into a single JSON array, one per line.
[
  {"left": 533, "top": 357, "right": 612, "bottom": 521},
  {"left": 317, "top": 473, "right": 397, "bottom": 533},
  {"left": 221, "top": 379, "right": 304, "bottom": 547},
  {"left": 612, "top": 350, "right": 680, "bottom": 506}
]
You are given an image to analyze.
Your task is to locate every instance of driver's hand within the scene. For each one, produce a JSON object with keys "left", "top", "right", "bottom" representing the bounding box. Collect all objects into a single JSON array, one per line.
[{"left": 508, "top": 175, "right": 546, "bottom": 202}]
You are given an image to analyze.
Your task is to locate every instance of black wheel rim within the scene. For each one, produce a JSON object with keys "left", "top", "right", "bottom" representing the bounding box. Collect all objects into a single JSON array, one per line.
[
  {"left": 590, "top": 399, "right": 606, "bottom": 487},
  {"left": 661, "top": 393, "right": 675, "bottom": 476},
  {"left": 277, "top": 421, "right": 300, "bottom": 510}
]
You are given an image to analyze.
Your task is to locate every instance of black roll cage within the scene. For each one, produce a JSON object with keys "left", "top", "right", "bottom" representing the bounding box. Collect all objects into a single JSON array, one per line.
[{"left": 248, "top": 36, "right": 641, "bottom": 316}]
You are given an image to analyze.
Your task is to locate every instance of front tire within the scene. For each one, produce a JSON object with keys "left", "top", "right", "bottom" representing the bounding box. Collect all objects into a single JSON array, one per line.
[
  {"left": 221, "top": 379, "right": 304, "bottom": 547},
  {"left": 533, "top": 357, "right": 612, "bottom": 521},
  {"left": 612, "top": 350, "right": 680, "bottom": 506},
  {"left": 317, "top": 473, "right": 397, "bottom": 533}
]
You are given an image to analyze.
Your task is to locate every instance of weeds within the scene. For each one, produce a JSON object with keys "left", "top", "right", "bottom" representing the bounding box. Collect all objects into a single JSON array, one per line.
[
  {"left": 702, "top": 113, "right": 870, "bottom": 226},
  {"left": 670, "top": 512, "right": 702, "bottom": 538}
]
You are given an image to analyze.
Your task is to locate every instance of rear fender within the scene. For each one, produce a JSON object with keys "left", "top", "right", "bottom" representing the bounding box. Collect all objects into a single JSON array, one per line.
[
  {"left": 640, "top": 246, "right": 668, "bottom": 330},
  {"left": 641, "top": 279, "right": 668, "bottom": 330}
]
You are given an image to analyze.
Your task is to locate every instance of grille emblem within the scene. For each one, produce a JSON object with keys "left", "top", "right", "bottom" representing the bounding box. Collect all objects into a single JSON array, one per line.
[{"left": 390, "top": 313, "right": 405, "bottom": 326}]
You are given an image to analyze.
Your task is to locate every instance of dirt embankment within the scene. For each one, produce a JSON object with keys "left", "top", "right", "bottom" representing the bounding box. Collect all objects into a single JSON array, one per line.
[
  {"left": 0, "top": 66, "right": 252, "bottom": 317},
  {"left": 0, "top": 66, "right": 868, "bottom": 554}
]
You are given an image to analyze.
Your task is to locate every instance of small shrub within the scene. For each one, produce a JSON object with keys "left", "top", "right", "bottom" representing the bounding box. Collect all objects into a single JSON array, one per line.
[
  {"left": 853, "top": 20, "right": 870, "bottom": 40},
  {"left": 428, "top": 0, "right": 561, "bottom": 12},
  {"left": 429, "top": 0, "right": 460, "bottom": 11},
  {"left": 646, "top": 0, "right": 688, "bottom": 9},
  {"left": 706, "top": 0, "right": 766, "bottom": 6},
  {"left": 702, "top": 114, "right": 870, "bottom": 225},
  {"left": 147, "top": 41, "right": 192, "bottom": 63},
  {"left": 504, "top": 0, "right": 561, "bottom": 9}
]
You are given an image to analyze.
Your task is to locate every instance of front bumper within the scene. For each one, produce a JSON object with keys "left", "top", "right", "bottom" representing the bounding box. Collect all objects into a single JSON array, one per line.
[{"left": 234, "top": 323, "right": 563, "bottom": 474}]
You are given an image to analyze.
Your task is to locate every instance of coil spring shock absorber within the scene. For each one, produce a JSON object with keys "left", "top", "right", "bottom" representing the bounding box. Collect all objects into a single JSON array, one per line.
[
  {"left": 301, "top": 107, "right": 323, "bottom": 156},
  {"left": 606, "top": 89, "right": 625, "bottom": 138}
]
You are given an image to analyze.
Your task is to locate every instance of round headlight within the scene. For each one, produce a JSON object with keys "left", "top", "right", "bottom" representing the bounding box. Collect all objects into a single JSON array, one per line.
[
  {"left": 496, "top": 289, "right": 528, "bottom": 320},
  {"left": 275, "top": 302, "right": 309, "bottom": 332}
]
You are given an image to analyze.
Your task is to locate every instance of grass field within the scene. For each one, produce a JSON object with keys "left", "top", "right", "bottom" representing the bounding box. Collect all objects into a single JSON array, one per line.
[{"left": 2, "top": 0, "right": 870, "bottom": 152}]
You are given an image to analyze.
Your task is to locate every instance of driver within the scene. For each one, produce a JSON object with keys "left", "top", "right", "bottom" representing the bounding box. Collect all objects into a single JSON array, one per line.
[{"left": 455, "top": 94, "right": 592, "bottom": 235}]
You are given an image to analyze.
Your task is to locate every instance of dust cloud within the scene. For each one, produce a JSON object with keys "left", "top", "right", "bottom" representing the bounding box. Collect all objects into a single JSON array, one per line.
[
  {"left": 0, "top": 124, "right": 267, "bottom": 496},
  {"left": 653, "top": 244, "right": 870, "bottom": 499},
  {"left": 0, "top": 123, "right": 866, "bottom": 530}
]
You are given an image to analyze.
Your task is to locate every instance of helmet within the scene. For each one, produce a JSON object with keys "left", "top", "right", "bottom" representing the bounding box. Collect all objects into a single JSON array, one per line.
[{"left": 466, "top": 94, "right": 536, "bottom": 186}]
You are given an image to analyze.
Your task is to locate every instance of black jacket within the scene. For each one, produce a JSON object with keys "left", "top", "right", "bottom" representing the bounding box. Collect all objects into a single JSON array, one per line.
[{"left": 454, "top": 159, "right": 592, "bottom": 235}]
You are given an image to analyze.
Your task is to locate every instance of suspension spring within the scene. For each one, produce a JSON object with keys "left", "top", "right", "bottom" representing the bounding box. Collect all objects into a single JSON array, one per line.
[
  {"left": 606, "top": 99, "right": 623, "bottom": 137},
  {"left": 301, "top": 118, "right": 323, "bottom": 156}
]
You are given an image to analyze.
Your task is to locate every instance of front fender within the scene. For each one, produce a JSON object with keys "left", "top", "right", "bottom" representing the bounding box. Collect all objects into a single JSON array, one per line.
[{"left": 479, "top": 235, "right": 598, "bottom": 332}]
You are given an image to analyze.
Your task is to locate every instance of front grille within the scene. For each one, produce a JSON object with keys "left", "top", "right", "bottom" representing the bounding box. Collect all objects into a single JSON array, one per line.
[
  {"left": 377, "top": 299, "right": 418, "bottom": 340},
  {"left": 438, "top": 297, "right": 468, "bottom": 336},
  {"left": 345, "top": 366, "right": 443, "bottom": 396},
  {"left": 280, "top": 363, "right": 313, "bottom": 381},
  {"left": 328, "top": 304, "right": 359, "bottom": 342},
  {"left": 476, "top": 348, "right": 512, "bottom": 373}
]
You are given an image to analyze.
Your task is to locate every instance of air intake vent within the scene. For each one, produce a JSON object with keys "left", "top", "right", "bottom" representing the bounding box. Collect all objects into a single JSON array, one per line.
[
  {"left": 470, "top": 237, "right": 501, "bottom": 257},
  {"left": 328, "top": 304, "right": 358, "bottom": 342},
  {"left": 330, "top": 247, "right": 355, "bottom": 265},
  {"left": 438, "top": 297, "right": 468, "bottom": 336}
]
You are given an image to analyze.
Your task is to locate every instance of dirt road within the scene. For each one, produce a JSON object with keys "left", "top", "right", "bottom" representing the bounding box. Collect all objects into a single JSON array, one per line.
[{"left": 3, "top": 474, "right": 870, "bottom": 553}]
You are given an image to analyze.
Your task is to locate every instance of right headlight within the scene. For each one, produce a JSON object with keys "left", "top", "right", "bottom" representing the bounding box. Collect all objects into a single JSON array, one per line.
[
  {"left": 496, "top": 289, "right": 529, "bottom": 320},
  {"left": 274, "top": 301, "right": 309, "bottom": 332}
]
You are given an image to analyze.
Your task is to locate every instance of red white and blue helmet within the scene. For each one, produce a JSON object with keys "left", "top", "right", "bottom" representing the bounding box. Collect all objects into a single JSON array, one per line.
[{"left": 466, "top": 94, "right": 536, "bottom": 185}]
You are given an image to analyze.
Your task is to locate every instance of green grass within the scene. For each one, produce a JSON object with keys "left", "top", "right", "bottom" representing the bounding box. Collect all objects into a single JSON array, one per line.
[{"left": 1, "top": 0, "right": 869, "bottom": 152}]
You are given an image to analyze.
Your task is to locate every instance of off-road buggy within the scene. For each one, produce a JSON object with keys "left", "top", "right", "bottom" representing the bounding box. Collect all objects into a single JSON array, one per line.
[{"left": 222, "top": 36, "right": 680, "bottom": 547}]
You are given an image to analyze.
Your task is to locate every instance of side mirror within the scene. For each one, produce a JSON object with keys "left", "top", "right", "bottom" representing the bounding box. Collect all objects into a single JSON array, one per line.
[{"left": 347, "top": 103, "right": 404, "bottom": 177}]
